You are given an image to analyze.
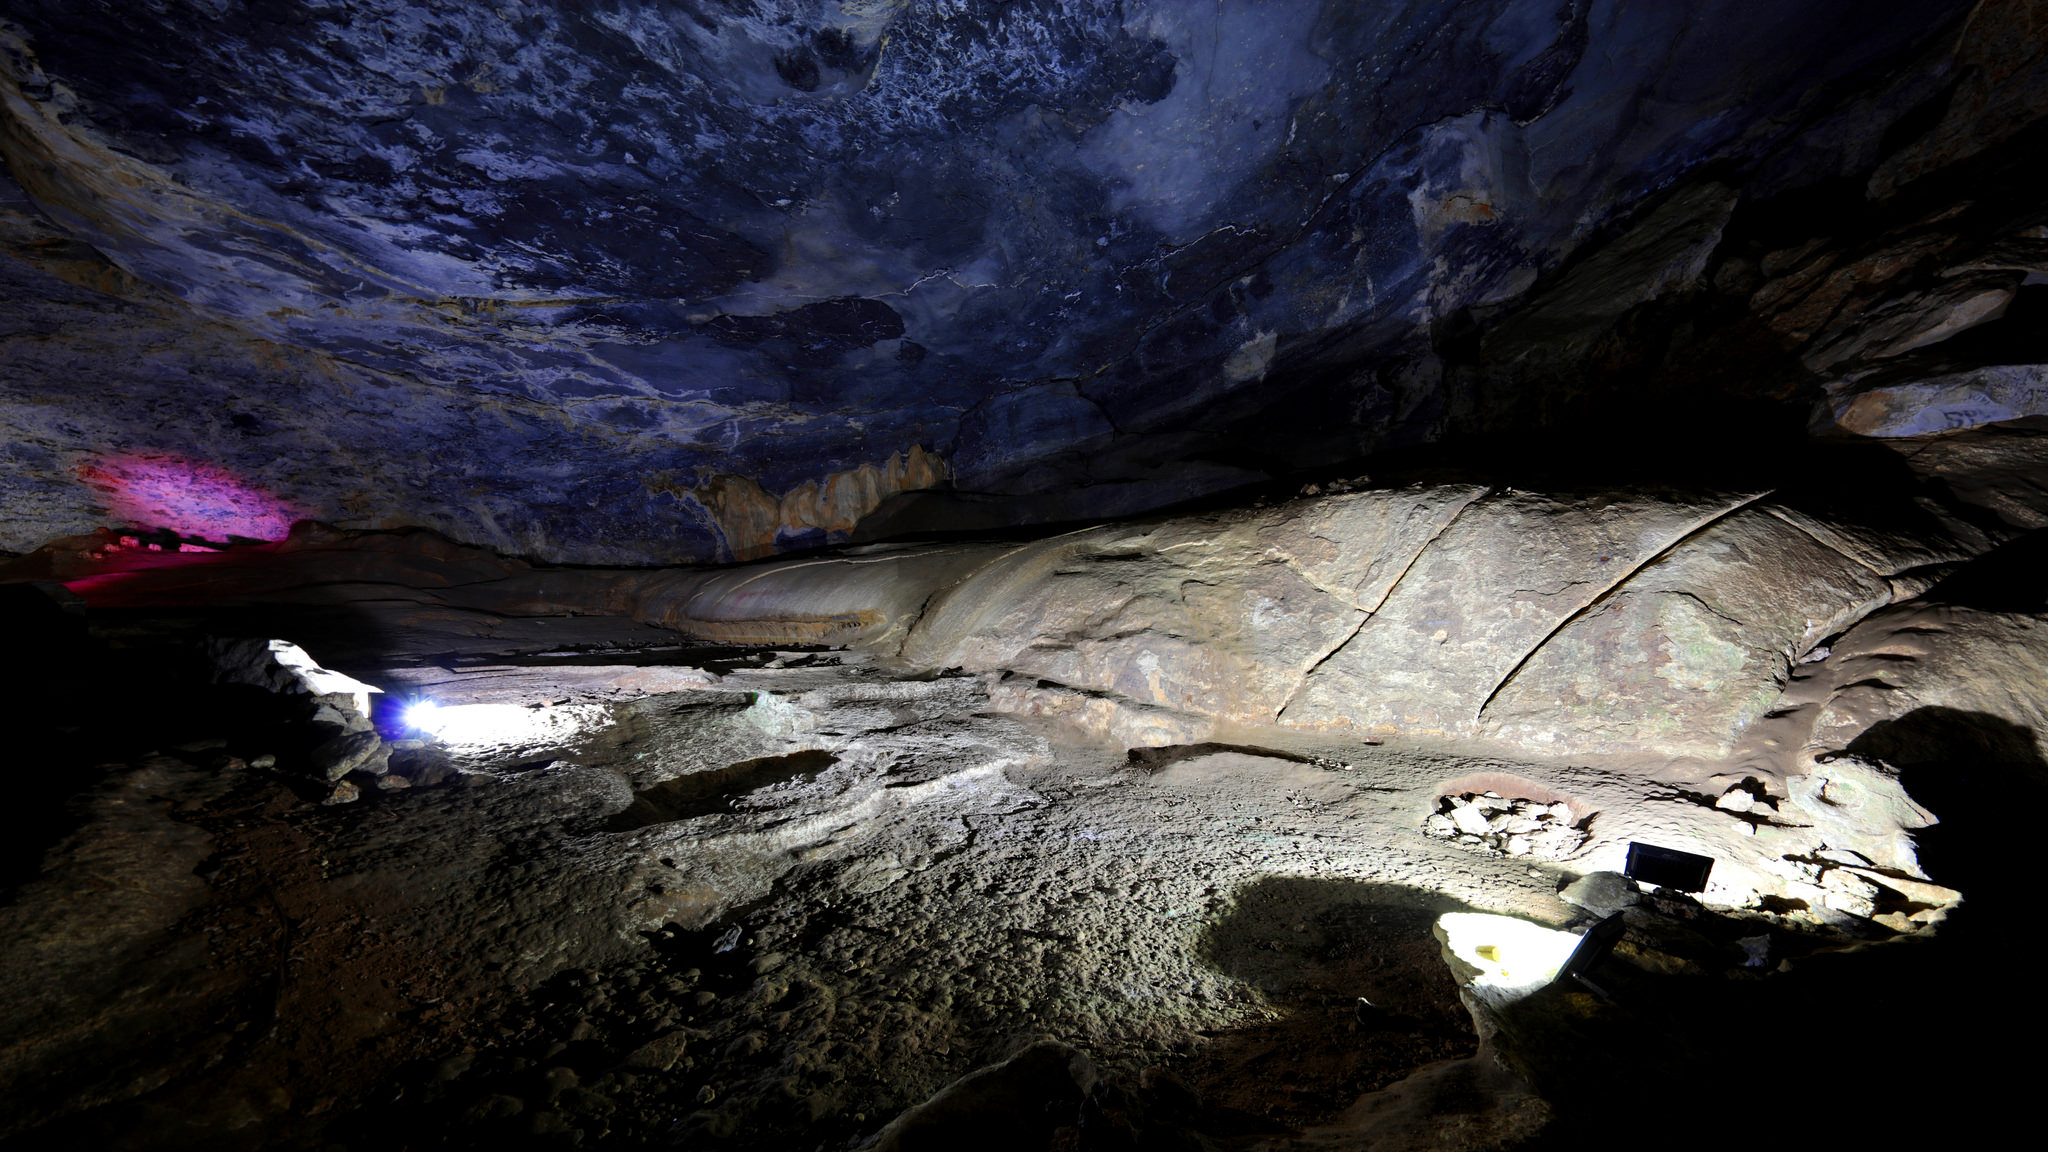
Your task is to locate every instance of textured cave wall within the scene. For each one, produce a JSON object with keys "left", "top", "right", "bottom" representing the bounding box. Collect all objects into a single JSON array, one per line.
[
  {"left": 23, "top": 437, "right": 2033, "bottom": 768},
  {"left": 2, "top": 1, "right": 2040, "bottom": 564}
]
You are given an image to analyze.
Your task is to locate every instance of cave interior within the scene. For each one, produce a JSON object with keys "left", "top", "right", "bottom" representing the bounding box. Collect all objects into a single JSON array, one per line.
[{"left": 3, "top": 2, "right": 2047, "bottom": 1149}]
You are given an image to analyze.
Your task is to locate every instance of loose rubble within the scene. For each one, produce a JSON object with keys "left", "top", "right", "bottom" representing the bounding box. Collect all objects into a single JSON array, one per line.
[
  {"left": 1423, "top": 793, "right": 1588, "bottom": 859},
  {"left": 200, "top": 635, "right": 401, "bottom": 803}
]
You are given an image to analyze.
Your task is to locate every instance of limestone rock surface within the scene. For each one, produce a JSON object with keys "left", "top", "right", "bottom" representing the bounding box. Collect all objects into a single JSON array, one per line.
[
  {"left": 1284, "top": 488, "right": 1754, "bottom": 738},
  {"left": 1479, "top": 508, "right": 1891, "bottom": 757},
  {"left": 22, "top": 456, "right": 2023, "bottom": 764},
  {"left": 1755, "top": 596, "right": 2048, "bottom": 773}
]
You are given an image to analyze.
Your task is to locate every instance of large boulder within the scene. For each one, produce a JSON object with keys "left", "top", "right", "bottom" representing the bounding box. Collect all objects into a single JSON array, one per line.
[
  {"left": 16, "top": 468, "right": 2023, "bottom": 766},
  {"left": 1282, "top": 488, "right": 1754, "bottom": 738},
  {"left": 1478, "top": 507, "right": 1891, "bottom": 757}
]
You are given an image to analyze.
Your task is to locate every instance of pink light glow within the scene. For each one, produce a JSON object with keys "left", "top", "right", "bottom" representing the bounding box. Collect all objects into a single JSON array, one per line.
[{"left": 76, "top": 455, "right": 302, "bottom": 542}]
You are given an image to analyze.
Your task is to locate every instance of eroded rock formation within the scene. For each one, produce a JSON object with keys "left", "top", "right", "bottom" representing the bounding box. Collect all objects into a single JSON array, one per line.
[{"left": 13, "top": 417, "right": 2036, "bottom": 926}]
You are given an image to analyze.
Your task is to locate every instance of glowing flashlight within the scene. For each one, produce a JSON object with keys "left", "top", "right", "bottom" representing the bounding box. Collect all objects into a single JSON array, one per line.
[{"left": 404, "top": 700, "right": 441, "bottom": 734}]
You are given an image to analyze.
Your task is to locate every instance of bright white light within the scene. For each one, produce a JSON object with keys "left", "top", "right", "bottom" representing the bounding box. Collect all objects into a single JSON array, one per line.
[
  {"left": 404, "top": 702, "right": 611, "bottom": 750},
  {"left": 1436, "top": 912, "right": 1586, "bottom": 1004},
  {"left": 404, "top": 700, "right": 441, "bottom": 732}
]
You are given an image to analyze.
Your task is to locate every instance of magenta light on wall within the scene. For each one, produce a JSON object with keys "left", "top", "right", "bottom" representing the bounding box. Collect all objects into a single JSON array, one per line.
[{"left": 75, "top": 454, "right": 301, "bottom": 542}]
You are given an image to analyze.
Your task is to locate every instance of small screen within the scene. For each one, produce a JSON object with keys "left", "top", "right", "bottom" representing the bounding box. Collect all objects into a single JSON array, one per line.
[{"left": 1625, "top": 841, "right": 1714, "bottom": 892}]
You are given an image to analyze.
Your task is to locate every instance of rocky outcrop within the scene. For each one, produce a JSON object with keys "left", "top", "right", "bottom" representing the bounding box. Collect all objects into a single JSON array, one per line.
[
  {"left": 879, "top": 482, "right": 1999, "bottom": 758},
  {"left": 18, "top": 483, "right": 1999, "bottom": 764},
  {"left": 1479, "top": 506, "right": 1930, "bottom": 755},
  {"left": 1732, "top": 577, "right": 2048, "bottom": 778},
  {"left": 691, "top": 448, "right": 952, "bottom": 561},
  {"left": 900, "top": 486, "right": 1496, "bottom": 726},
  {"left": 623, "top": 543, "right": 1013, "bottom": 650},
  {"left": 14, "top": 418, "right": 2040, "bottom": 776},
  {"left": 1284, "top": 488, "right": 1756, "bottom": 738}
]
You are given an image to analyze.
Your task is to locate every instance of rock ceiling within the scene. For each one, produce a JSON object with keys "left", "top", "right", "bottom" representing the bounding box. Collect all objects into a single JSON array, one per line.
[{"left": 4, "top": 1, "right": 2044, "bottom": 563}]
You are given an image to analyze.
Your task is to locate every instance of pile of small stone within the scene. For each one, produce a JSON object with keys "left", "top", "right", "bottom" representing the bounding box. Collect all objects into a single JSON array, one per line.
[
  {"left": 1423, "top": 791, "right": 1585, "bottom": 858},
  {"left": 201, "top": 635, "right": 406, "bottom": 804}
]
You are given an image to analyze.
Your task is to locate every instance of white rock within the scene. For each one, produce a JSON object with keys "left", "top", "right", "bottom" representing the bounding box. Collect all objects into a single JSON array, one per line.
[
  {"left": 1451, "top": 804, "right": 1494, "bottom": 836},
  {"left": 1818, "top": 869, "right": 1881, "bottom": 918},
  {"left": 1714, "top": 788, "right": 1755, "bottom": 813},
  {"left": 1785, "top": 756, "right": 1937, "bottom": 876},
  {"left": 203, "top": 637, "right": 383, "bottom": 720},
  {"left": 1821, "top": 887, "right": 1878, "bottom": 918},
  {"left": 1820, "top": 868, "right": 1881, "bottom": 897},
  {"left": 1527, "top": 825, "right": 1587, "bottom": 859},
  {"left": 1843, "top": 869, "right": 1960, "bottom": 906}
]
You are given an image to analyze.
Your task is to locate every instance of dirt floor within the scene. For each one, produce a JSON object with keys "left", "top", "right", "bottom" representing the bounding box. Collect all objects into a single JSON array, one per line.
[{"left": 0, "top": 620, "right": 2017, "bottom": 1151}]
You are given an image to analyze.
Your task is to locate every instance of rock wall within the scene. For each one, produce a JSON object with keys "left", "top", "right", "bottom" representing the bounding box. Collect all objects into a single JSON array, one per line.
[
  {"left": 569, "top": 456, "right": 2015, "bottom": 761},
  {"left": 877, "top": 484, "right": 1999, "bottom": 758},
  {"left": 14, "top": 419, "right": 2042, "bottom": 772}
]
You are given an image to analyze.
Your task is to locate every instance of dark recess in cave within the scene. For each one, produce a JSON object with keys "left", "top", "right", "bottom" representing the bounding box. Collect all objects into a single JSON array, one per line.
[{"left": 607, "top": 750, "right": 839, "bottom": 830}]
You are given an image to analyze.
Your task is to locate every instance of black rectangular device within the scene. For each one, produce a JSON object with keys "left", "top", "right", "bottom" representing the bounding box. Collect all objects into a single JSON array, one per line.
[{"left": 1624, "top": 841, "right": 1714, "bottom": 892}]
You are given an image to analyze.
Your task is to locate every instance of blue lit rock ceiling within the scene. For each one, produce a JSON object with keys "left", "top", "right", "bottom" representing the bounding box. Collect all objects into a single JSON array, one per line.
[{"left": 3, "top": 1, "right": 2028, "bottom": 563}]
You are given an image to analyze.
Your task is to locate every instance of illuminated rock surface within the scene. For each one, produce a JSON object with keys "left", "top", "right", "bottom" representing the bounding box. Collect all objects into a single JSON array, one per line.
[{"left": 0, "top": 609, "right": 2008, "bottom": 1149}]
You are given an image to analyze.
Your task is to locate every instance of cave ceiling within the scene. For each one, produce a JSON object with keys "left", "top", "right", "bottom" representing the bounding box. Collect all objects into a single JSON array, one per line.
[{"left": 2, "top": 0, "right": 2043, "bottom": 564}]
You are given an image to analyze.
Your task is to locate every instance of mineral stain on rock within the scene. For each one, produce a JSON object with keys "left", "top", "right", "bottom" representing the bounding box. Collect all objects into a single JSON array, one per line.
[{"left": 684, "top": 444, "right": 952, "bottom": 560}]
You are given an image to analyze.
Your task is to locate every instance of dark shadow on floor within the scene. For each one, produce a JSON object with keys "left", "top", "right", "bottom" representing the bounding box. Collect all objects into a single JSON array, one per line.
[
  {"left": 0, "top": 587, "right": 337, "bottom": 898},
  {"left": 1184, "top": 878, "right": 1481, "bottom": 1134},
  {"left": 1125, "top": 742, "right": 1317, "bottom": 772},
  {"left": 605, "top": 749, "right": 838, "bottom": 830}
]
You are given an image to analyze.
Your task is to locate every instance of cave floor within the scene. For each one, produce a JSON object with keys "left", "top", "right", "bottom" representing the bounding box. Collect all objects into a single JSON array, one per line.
[{"left": 0, "top": 638, "right": 2012, "bottom": 1151}]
